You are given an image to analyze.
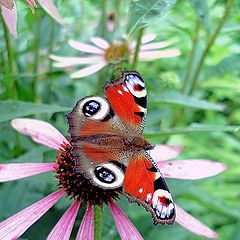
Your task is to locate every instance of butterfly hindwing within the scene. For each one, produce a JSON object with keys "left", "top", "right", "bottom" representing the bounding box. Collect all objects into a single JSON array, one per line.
[{"left": 123, "top": 152, "right": 176, "bottom": 224}]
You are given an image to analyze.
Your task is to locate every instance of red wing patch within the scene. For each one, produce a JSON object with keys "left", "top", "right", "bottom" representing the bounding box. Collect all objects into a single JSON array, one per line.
[
  {"left": 123, "top": 153, "right": 175, "bottom": 224},
  {"left": 78, "top": 119, "right": 120, "bottom": 136},
  {"left": 104, "top": 71, "right": 147, "bottom": 133},
  {"left": 81, "top": 144, "right": 115, "bottom": 164}
]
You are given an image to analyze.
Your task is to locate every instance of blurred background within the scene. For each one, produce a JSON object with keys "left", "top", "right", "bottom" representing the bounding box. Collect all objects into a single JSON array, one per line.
[{"left": 0, "top": 0, "right": 240, "bottom": 239}]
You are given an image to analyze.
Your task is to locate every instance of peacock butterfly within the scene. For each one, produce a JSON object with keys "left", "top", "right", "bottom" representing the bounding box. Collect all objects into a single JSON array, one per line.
[{"left": 66, "top": 70, "right": 175, "bottom": 224}]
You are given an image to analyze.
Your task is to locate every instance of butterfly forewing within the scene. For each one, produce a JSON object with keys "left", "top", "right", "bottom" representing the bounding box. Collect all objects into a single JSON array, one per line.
[
  {"left": 104, "top": 70, "right": 147, "bottom": 133},
  {"left": 66, "top": 96, "right": 129, "bottom": 187}
]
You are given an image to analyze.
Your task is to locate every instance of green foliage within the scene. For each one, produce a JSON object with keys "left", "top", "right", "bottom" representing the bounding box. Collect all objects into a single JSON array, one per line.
[
  {"left": 209, "top": 53, "right": 240, "bottom": 76},
  {"left": 0, "top": 101, "right": 70, "bottom": 123},
  {"left": 0, "top": 0, "right": 240, "bottom": 240},
  {"left": 188, "top": 0, "right": 210, "bottom": 31},
  {"left": 151, "top": 91, "right": 224, "bottom": 111},
  {"left": 127, "top": 0, "right": 177, "bottom": 37},
  {"left": 145, "top": 124, "right": 240, "bottom": 138}
]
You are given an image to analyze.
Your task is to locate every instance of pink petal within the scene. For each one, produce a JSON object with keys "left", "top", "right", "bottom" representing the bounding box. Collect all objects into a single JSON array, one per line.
[
  {"left": 139, "top": 49, "right": 181, "bottom": 61},
  {"left": 11, "top": 118, "right": 68, "bottom": 150},
  {"left": 141, "top": 34, "right": 156, "bottom": 44},
  {"left": 68, "top": 40, "right": 104, "bottom": 54},
  {"left": 90, "top": 37, "right": 110, "bottom": 49},
  {"left": 129, "top": 40, "right": 172, "bottom": 53},
  {"left": 50, "top": 55, "right": 103, "bottom": 67},
  {"left": 0, "top": 162, "right": 57, "bottom": 182},
  {"left": 0, "top": 0, "right": 14, "bottom": 9},
  {"left": 0, "top": 189, "right": 64, "bottom": 240},
  {"left": 175, "top": 204, "right": 218, "bottom": 239},
  {"left": 24, "top": 0, "right": 37, "bottom": 13},
  {"left": 140, "top": 41, "right": 173, "bottom": 51},
  {"left": 70, "top": 62, "right": 107, "bottom": 78},
  {"left": 37, "top": 0, "right": 63, "bottom": 24},
  {"left": 158, "top": 160, "right": 227, "bottom": 180},
  {"left": 149, "top": 144, "right": 183, "bottom": 162},
  {"left": 109, "top": 202, "right": 143, "bottom": 240},
  {"left": 1, "top": 2, "right": 17, "bottom": 38},
  {"left": 47, "top": 200, "right": 80, "bottom": 240},
  {"left": 76, "top": 205, "right": 94, "bottom": 240}
]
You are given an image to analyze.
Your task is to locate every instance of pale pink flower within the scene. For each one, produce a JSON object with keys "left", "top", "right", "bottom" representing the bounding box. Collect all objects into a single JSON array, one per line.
[
  {"left": 0, "top": 118, "right": 226, "bottom": 239},
  {"left": 50, "top": 35, "right": 181, "bottom": 78},
  {"left": 0, "top": 0, "right": 14, "bottom": 9},
  {"left": 0, "top": 0, "right": 63, "bottom": 37}
]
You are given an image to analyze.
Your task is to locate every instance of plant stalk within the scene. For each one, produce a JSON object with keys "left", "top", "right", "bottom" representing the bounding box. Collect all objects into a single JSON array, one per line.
[
  {"left": 2, "top": 20, "right": 13, "bottom": 73},
  {"left": 94, "top": 205, "right": 102, "bottom": 240},
  {"left": 114, "top": 0, "right": 121, "bottom": 30},
  {"left": 1, "top": 13, "right": 17, "bottom": 99},
  {"left": 96, "top": 68, "right": 106, "bottom": 94},
  {"left": 188, "top": 0, "right": 234, "bottom": 95},
  {"left": 48, "top": 20, "right": 55, "bottom": 72},
  {"left": 131, "top": 27, "right": 144, "bottom": 69},
  {"left": 100, "top": 0, "right": 106, "bottom": 37},
  {"left": 32, "top": 9, "right": 42, "bottom": 103},
  {"left": 95, "top": 0, "right": 107, "bottom": 95},
  {"left": 182, "top": 19, "right": 200, "bottom": 94}
]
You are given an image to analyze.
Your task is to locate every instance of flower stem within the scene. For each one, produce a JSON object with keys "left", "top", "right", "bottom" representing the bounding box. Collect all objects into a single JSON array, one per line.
[
  {"left": 48, "top": 20, "right": 55, "bottom": 72},
  {"left": 114, "top": 0, "right": 121, "bottom": 30},
  {"left": 44, "top": 19, "right": 56, "bottom": 103},
  {"left": 181, "top": 19, "right": 200, "bottom": 94},
  {"left": 1, "top": 16, "right": 22, "bottom": 152},
  {"left": 187, "top": 0, "right": 234, "bottom": 95},
  {"left": 131, "top": 27, "right": 144, "bottom": 69},
  {"left": 32, "top": 9, "right": 42, "bottom": 103},
  {"left": 1, "top": 13, "right": 17, "bottom": 99},
  {"left": 168, "top": 20, "right": 201, "bottom": 129},
  {"left": 95, "top": 0, "right": 107, "bottom": 95},
  {"left": 100, "top": 0, "right": 106, "bottom": 37},
  {"left": 94, "top": 205, "right": 102, "bottom": 240},
  {"left": 96, "top": 66, "right": 108, "bottom": 94},
  {"left": 2, "top": 21, "right": 13, "bottom": 73}
]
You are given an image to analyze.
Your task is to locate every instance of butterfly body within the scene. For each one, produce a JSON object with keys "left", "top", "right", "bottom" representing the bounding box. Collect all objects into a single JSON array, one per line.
[
  {"left": 67, "top": 70, "right": 175, "bottom": 224},
  {"left": 73, "top": 133, "right": 152, "bottom": 151}
]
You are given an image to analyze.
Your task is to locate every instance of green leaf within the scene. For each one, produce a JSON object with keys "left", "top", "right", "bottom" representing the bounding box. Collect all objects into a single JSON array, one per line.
[
  {"left": 0, "top": 100, "right": 71, "bottom": 123},
  {"left": 210, "top": 53, "right": 240, "bottom": 76},
  {"left": 145, "top": 123, "right": 240, "bottom": 138},
  {"left": 187, "top": 188, "right": 240, "bottom": 220},
  {"left": 230, "top": 221, "right": 240, "bottom": 240},
  {"left": 188, "top": 0, "right": 210, "bottom": 31},
  {"left": 151, "top": 91, "right": 224, "bottom": 111},
  {"left": 203, "top": 77, "right": 240, "bottom": 93},
  {"left": 0, "top": 177, "right": 47, "bottom": 221},
  {"left": 0, "top": 146, "right": 48, "bottom": 164},
  {"left": 127, "top": 0, "right": 177, "bottom": 37},
  {"left": 222, "top": 24, "right": 240, "bottom": 33}
]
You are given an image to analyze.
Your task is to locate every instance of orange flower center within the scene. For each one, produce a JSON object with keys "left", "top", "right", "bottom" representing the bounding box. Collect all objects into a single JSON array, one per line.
[{"left": 104, "top": 43, "right": 129, "bottom": 63}]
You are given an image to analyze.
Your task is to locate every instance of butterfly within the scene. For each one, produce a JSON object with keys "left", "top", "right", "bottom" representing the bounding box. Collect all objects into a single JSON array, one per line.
[{"left": 66, "top": 70, "right": 175, "bottom": 224}]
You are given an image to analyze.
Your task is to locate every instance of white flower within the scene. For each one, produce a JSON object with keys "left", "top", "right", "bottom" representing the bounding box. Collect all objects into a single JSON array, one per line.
[{"left": 50, "top": 35, "right": 181, "bottom": 78}]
